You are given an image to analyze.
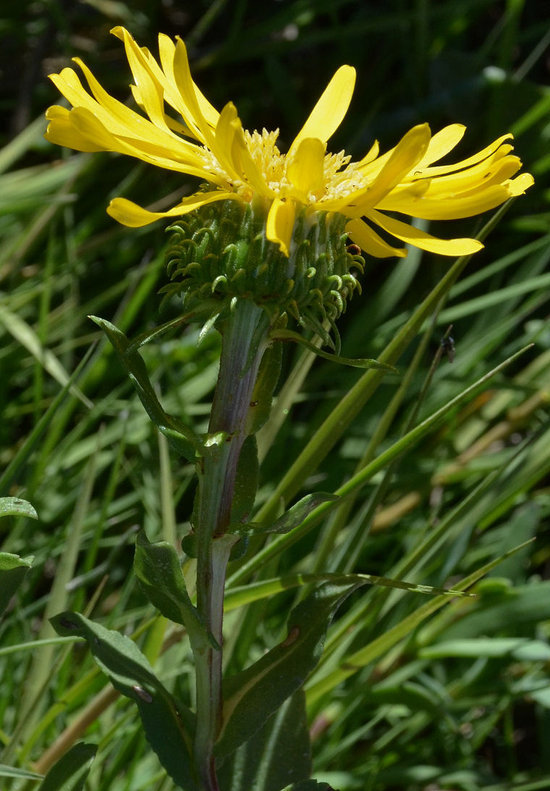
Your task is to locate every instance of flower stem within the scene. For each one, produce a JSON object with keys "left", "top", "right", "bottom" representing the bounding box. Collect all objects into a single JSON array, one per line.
[{"left": 193, "top": 299, "right": 270, "bottom": 791}]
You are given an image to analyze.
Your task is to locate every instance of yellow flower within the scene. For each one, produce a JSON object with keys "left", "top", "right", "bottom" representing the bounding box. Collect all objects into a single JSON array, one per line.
[{"left": 45, "top": 26, "right": 533, "bottom": 259}]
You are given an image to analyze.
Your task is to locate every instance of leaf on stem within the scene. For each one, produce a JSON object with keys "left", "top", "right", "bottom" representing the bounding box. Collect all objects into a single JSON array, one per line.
[
  {"left": 228, "top": 492, "right": 339, "bottom": 560},
  {"left": 90, "top": 315, "right": 202, "bottom": 461},
  {"left": 37, "top": 742, "right": 96, "bottom": 791},
  {"left": 133, "top": 531, "right": 207, "bottom": 645},
  {"left": 51, "top": 611, "right": 198, "bottom": 791},
  {"left": 246, "top": 340, "right": 283, "bottom": 435},
  {"left": 217, "top": 691, "right": 311, "bottom": 791},
  {"left": 270, "top": 329, "right": 397, "bottom": 371},
  {"left": 216, "top": 579, "right": 367, "bottom": 757}
]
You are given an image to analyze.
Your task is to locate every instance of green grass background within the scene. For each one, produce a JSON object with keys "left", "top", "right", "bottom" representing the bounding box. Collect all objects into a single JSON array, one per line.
[{"left": 0, "top": 1, "right": 549, "bottom": 790}]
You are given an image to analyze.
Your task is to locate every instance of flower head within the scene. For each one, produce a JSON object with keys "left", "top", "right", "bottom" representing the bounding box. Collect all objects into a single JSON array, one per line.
[{"left": 45, "top": 27, "right": 532, "bottom": 262}]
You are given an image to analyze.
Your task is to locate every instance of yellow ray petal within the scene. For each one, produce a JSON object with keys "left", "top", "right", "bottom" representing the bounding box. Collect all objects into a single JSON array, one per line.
[
  {"left": 411, "top": 149, "right": 519, "bottom": 197},
  {"left": 109, "top": 33, "right": 171, "bottom": 133},
  {"left": 346, "top": 218, "right": 407, "bottom": 259},
  {"left": 346, "top": 124, "right": 431, "bottom": 215},
  {"left": 356, "top": 139, "right": 380, "bottom": 169},
  {"left": 45, "top": 106, "right": 106, "bottom": 152},
  {"left": 107, "top": 191, "right": 239, "bottom": 227},
  {"left": 160, "top": 35, "right": 219, "bottom": 152},
  {"left": 266, "top": 198, "right": 296, "bottom": 256},
  {"left": 415, "top": 124, "right": 466, "bottom": 168},
  {"left": 58, "top": 106, "right": 214, "bottom": 181},
  {"left": 378, "top": 183, "right": 516, "bottom": 219},
  {"left": 416, "top": 133, "right": 513, "bottom": 177},
  {"left": 288, "top": 65, "right": 356, "bottom": 157},
  {"left": 367, "top": 209, "right": 483, "bottom": 255},
  {"left": 508, "top": 172, "right": 535, "bottom": 195},
  {"left": 287, "top": 138, "right": 326, "bottom": 200}
]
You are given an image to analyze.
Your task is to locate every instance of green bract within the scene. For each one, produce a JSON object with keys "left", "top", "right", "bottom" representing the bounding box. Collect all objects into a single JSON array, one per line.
[{"left": 163, "top": 197, "right": 363, "bottom": 340}]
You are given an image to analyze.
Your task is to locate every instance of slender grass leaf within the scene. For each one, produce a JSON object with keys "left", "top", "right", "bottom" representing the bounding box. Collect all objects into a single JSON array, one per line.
[
  {"left": 230, "top": 345, "right": 533, "bottom": 585},
  {"left": 0, "top": 763, "right": 43, "bottom": 779},
  {"left": 217, "top": 691, "right": 311, "bottom": 791},
  {"left": 225, "top": 572, "right": 472, "bottom": 612},
  {"left": 419, "top": 638, "right": 550, "bottom": 660},
  {"left": 0, "top": 304, "right": 92, "bottom": 408},
  {"left": 306, "top": 540, "right": 533, "bottom": 704},
  {"left": 0, "top": 344, "right": 95, "bottom": 496},
  {"left": 51, "top": 612, "right": 198, "bottom": 791},
  {"left": 37, "top": 743, "right": 96, "bottom": 791}
]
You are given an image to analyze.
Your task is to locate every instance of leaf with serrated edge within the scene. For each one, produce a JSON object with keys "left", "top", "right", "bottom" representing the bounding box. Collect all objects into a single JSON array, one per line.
[
  {"left": 37, "top": 743, "right": 96, "bottom": 791},
  {"left": 134, "top": 531, "right": 206, "bottom": 645},
  {"left": 51, "top": 611, "right": 197, "bottom": 790},
  {"left": 216, "top": 579, "right": 366, "bottom": 757}
]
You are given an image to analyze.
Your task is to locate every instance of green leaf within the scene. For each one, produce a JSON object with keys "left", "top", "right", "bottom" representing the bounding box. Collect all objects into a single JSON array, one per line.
[
  {"left": 217, "top": 691, "right": 311, "bottom": 791},
  {"left": 271, "top": 329, "right": 397, "bottom": 371},
  {"left": 231, "top": 435, "right": 259, "bottom": 524},
  {"left": 216, "top": 579, "right": 366, "bottom": 757},
  {"left": 259, "top": 493, "right": 340, "bottom": 535},
  {"left": 280, "top": 783, "right": 336, "bottom": 791},
  {"left": 419, "top": 637, "right": 550, "bottom": 661},
  {"left": 0, "top": 304, "right": 92, "bottom": 409},
  {"left": 51, "top": 611, "right": 198, "bottom": 790},
  {"left": 307, "top": 540, "right": 533, "bottom": 704},
  {"left": 0, "top": 764, "right": 43, "bottom": 780},
  {"left": 246, "top": 339, "right": 283, "bottom": 435},
  {"left": 0, "top": 497, "right": 38, "bottom": 520},
  {"left": 133, "top": 531, "right": 206, "bottom": 644},
  {"left": 37, "top": 743, "right": 96, "bottom": 791},
  {"left": 0, "top": 552, "right": 32, "bottom": 616},
  {"left": 90, "top": 316, "right": 202, "bottom": 461},
  {"left": 232, "top": 344, "right": 534, "bottom": 585},
  {"left": 229, "top": 494, "right": 340, "bottom": 552},
  {"left": 225, "top": 571, "right": 473, "bottom": 613}
]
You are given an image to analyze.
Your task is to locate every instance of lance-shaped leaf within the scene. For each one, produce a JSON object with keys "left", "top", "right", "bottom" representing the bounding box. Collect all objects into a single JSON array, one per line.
[
  {"left": 231, "top": 435, "right": 259, "bottom": 525},
  {"left": 38, "top": 743, "right": 96, "bottom": 791},
  {"left": 51, "top": 611, "right": 197, "bottom": 791},
  {"left": 270, "top": 329, "right": 397, "bottom": 371},
  {"left": 134, "top": 531, "right": 208, "bottom": 647},
  {"left": 0, "top": 552, "right": 33, "bottom": 617},
  {"left": 258, "top": 493, "right": 339, "bottom": 535},
  {"left": 217, "top": 691, "right": 311, "bottom": 791},
  {"left": 245, "top": 340, "right": 283, "bottom": 435},
  {"left": 216, "top": 579, "right": 367, "bottom": 757},
  {"left": 228, "top": 493, "right": 339, "bottom": 559},
  {"left": 90, "top": 316, "right": 202, "bottom": 461}
]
